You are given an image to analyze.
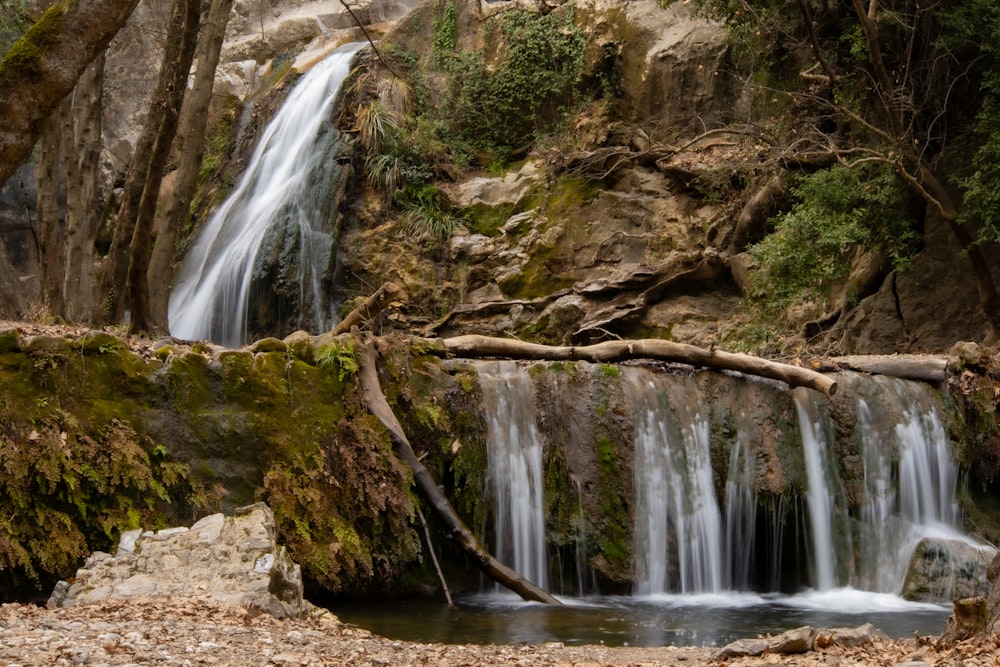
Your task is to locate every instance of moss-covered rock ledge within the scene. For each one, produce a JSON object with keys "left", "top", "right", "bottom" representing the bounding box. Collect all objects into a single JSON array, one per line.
[{"left": 0, "top": 326, "right": 486, "bottom": 601}]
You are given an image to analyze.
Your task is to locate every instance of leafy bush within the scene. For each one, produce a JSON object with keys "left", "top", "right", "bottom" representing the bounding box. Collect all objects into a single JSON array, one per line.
[
  {"left": 440, "top": 7, "right": 586, "bottom": 153},
  {"left": 0, "top": 416, "right": 191, "bottom": 589},
  {"left": 747, "top": 163, "right": 915, "bottom": 311}
]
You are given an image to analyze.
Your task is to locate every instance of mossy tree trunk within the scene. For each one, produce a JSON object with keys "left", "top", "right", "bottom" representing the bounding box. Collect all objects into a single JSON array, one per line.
[
  {"left": 97, "top": 0, "right": 200, "bottom": 328},
  {"left": 125, "top": 0, "right": 202, "bottom": 335},
  {"left": 0, "top": 0, "right": 140, "bottom": 188}
]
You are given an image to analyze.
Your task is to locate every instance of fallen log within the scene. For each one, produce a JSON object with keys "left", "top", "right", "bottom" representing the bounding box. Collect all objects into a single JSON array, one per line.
[
  {"left": 837, "top": 355, "right": 949, "bottom": 382},
  {"left": 419, "top": 335, "right": 838, "bottom": 397},
  {"left": 357, "top": 338, "right": 562, "bottom": 605},
  {"left": 331, "top": 282, "right": 403, "bottom": 335},
  {"left": 824, "top": 354, "right": 949, "bottom": 382}
]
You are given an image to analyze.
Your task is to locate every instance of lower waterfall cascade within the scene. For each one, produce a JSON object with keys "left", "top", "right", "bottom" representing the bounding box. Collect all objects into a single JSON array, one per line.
[
  {"left": 478, "top": 360, "right": 550, "bottom": 590},
  {"left": 472, "top": 360, "right": 992, "bottom": 601}
]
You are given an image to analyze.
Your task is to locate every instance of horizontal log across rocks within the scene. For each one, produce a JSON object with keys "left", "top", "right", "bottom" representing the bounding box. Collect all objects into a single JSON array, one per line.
[{"left": 418, "top": 335, "right": 839, "bottom": 397}]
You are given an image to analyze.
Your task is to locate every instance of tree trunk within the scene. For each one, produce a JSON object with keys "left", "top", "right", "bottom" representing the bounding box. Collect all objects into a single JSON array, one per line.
[
  {"left": 421, "top": 335, "right": 839, "bottom": 396},
  {"left": 0, "top": 0, "right": 140, "bottom": 188},
  {"left": 814, "top": 355, "right": 949, "bottom": 382},
  {"left": 62, "top": 54, "right": 105, "bottom": 323},
  {"left": 126, "top": 0, "right": 202, "bottom": 335},
  {"left": 148, "top": 0, "right": 235, "bottom": 332},
  {"left": 97, "top": 0, "right": 196, "bottom": 324},
  {"left": 357, "top": 338, "right": 563, "bottom": 605},
  {"left": 35, "top": 108, "right": 65, "bottom": 317}
]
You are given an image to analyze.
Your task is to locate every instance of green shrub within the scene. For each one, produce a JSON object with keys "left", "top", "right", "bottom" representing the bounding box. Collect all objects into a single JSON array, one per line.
[{"left": 748, "top": 163, "right": 914, "bottom": 310}]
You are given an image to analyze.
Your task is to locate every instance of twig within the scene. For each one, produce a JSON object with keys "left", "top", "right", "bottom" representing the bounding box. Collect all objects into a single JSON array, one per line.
[
  {"left": 417, "top": 506, "right": 454, "bottom": 607},
  {"left": 337, "top": 0, "right": 402, "bottom": 80}
]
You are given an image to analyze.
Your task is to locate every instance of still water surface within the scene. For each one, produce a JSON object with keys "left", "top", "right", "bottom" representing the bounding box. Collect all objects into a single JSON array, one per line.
[{"left": 332, "top": 589, "right": 950, "bottom": 647}]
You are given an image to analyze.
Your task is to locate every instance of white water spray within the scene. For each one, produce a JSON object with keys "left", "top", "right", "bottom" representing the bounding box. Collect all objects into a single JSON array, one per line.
[
  {"left": 792, "top": 388, "right": 837, "bottom": 591},
  {"left": 169, "top": 42, "right": 364, "bottom": 346},
  {"left": 478, "top": 361, "right": 549, "bottom": 590}
]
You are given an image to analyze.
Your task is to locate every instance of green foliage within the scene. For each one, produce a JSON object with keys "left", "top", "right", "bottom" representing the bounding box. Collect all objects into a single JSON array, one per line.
[
  {"left": 315, "top": 340, "right": 359, "bottom": 382},
  {"left": 441, "top": 8, "right": 586, "bottom": 152},
  {"left": 362, "top": 6, "right": 586, "bottom": 200},
  {"left": 399, "top": 183, "right": 460, "bottom": 240},
  {"left": 0, "top": 0, "right": 29, "bottom": 54},
  {"left": 747, "top": 164, "right": 914, "bottom": 311},
  {"left": 262, "top": 414, "right": 420, "bottom": 593},
  {"left": 431, "top": 0, "right": 458, "bottom": 63},
  {"left": 952, "top": 0, "right": 1000, "bottom": 243},
  {"left": 0, "top": 417, "right": 189, "bottom": 586}
]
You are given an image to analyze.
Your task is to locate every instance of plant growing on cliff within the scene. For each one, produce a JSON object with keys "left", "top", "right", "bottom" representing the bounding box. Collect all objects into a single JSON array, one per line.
[
  {"left": 0, "top": 417, "right": 191, "bottom": 590},
  {"left": 748, "top": 163, "right": 914, "bottom": 311},
  {"left": 673, "top": 0, "right": 1000, "bottom": 342},
  {"left": 438, "top": 7, "right": 586, "bottom": 155},
  {"left": 262, "top": 413, "right": 420, "bottom": 594}
]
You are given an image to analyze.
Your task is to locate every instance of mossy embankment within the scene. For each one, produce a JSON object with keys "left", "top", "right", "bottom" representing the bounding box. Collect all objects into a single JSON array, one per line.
[{"left": 0, "top": 327, "right": 487, "bottom": 601}]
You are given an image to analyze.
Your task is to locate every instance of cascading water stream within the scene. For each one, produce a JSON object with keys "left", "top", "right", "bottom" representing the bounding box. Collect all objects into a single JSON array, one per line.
[
  {"left": 468, "top": 359, "right": 985, "bottom": 609},
  {"left": 723, "top": 426, "right": 756, "bottom": 591},
  {"left": 792, "top": 388, "right": 838, "bottom": 591},
  {"left": 854, "top": 374, "right": 966, "bottom": 593},
  {"left": 477, "top": 361, "right": 549, "bottom": 590},
  {"left": 169, "top": 42, "right": 365, "bottom": 347},
  {"left": 626, "top": 369, "right": 723, "bottom": 595}
]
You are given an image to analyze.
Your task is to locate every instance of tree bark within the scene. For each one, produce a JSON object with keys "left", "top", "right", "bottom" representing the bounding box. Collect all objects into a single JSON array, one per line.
[
  {"left": 0, "top": 0, "right": 140, "bottom": 188},
  {"left": 816, "top": 355, "right": 949, "bottom": 382},
  {"left": 357, "top": 338, "right": 563, "bottom": 605},
  {"left": 61, "top": 54, "right": 105, "bottom": 323},
  {"left": 842, "top": 1, "right": 1000, "bottom": 344},
  {"left": 97, "top": 0, "right": 195, "bottom": 324},
  {"left": 148, "top": 0, "right": 235, "bottom": 332},
  {"left": 421, "top": 335, "right": 839, "bottom": 397},
  {"left": 35, "top": 108, "right": 65, "bottom": 317},
  {"left": 126, "top": 0, "right": 202, "bottom": 335}
]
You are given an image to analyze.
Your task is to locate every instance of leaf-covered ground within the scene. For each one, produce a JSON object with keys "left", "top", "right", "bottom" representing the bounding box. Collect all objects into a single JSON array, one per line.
[{"left": 3, "top": 596, "right": 1000, "bottom": 667}]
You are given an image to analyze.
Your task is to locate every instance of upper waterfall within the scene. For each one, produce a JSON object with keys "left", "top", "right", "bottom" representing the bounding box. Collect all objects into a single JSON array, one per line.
[{"left": 168, "top": 42, "right": 365, "bottom": 347}]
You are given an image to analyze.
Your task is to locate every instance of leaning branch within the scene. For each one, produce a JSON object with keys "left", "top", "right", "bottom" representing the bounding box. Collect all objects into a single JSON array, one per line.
[
  {"left": 337, "top": 0, "right": 402, "bottom": 79},
  {"left": 331, "top": 282, "right": 402, "bottom": 335},
  {"left": 357, "top": 338, "right": 562, "bottom": 605},
  {"left": 420, "top": 335, "right": 839, "bottom": 397}
]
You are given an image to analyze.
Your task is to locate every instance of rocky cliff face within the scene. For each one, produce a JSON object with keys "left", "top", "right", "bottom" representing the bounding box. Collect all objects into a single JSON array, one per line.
[{"left": 1, "top": 0, "right": 991, "bottom": 352}]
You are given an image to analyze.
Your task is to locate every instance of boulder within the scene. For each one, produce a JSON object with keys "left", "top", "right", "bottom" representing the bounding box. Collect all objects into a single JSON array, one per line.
[
  {"left": 901, "top": 537, "right": 996, "bottom": 603},
  {"left": 712, "top": 625, "right": 816, "bottom": 660},
  {"left": 816, "top": 623, "right": 889, "bottom": 648},
  {"left": 48, "top": 503, "right": 316, "bottom": 619}
]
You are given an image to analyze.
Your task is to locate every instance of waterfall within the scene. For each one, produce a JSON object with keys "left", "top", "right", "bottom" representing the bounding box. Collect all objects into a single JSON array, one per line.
[
  {"left": 856, "top": 396, "right": 903, "bottom": 592},
  {"left": 792, "top": 388, "right": 838, "bottom": 591},
  {"left": 723, "top": 426, "right": 756, "bottom": 591},
  {"left": 478, "top": 361, "right": 549, "bottom": 590},
  {"left": 854, "top": 375, "right": 963, "bottom": 592},
  {"left": 469, "top": 360, "right": 979, "bottom": 601},
  {"left": 169, "top": 42, "right": 364, "bottom": 347},
  {"left": 627, "top": 369, "right": 723, "bottom": 595}
]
